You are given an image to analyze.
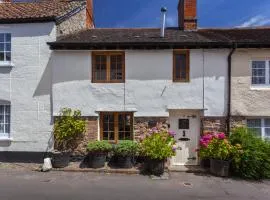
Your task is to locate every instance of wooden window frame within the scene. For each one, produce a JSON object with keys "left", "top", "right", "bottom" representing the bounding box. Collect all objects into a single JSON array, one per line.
[
  {"left": 99, "top": 112, "right": 134, "bottom": 143},
  {"left": 173, "top": 50, "right": 190, "bottom": 82},
  {"left": 92, "top": 51, "right": 125, "bottom": 83}
]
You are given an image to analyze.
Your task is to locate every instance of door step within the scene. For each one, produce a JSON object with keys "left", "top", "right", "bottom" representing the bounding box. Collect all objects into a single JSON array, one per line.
[{"left": 169, "top": 165, "right": 207, "bottom": 173}]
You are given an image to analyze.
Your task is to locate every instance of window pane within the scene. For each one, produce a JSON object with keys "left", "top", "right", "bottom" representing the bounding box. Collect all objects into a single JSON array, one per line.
[
  {"left": 94, "top": 55, "right": 107, "bottom": 81},
  {"left": 5, "top": 43, "right": 11, "bottom": 51},
  {"left": 247, "top": 119, "right": 261, "bottom": 128},
  {"left": 5, "top": 115, "right": 10, "bottom": 124},
  {"left": 175, "top": 54, "right": 187, "bottom": 80},
  {"left": 0, "top": 115, "right": 3, "bottom": 123},
  {"left": 103, "top": 132, "right": 109, "bottom": 140},
  {"left": 265, "top": 128, "right": 270, "bottom": 138},
  {"left": 0, "top": 43, "right": 4, "bottom": 51},
  {"left": 0, "top": 52, "right": 4, "bottom": 61},
  {"left": 0, "top": 106, "right": 4, "bottom": 115},
  {"left": 5, "top": 106, "right": 10, "bottom": 115},
  {"left": 6, "top": 52, "right": 11, "bottom": 61},
  {"left": 0, "top": 34, "right": 4, "bottom": 43},
  {"left": 0, "top": 124, "right": 4, "bottom": 133},
  {"left": 110, "top": 55, "right": 123, "bottom": 81},
  {"left": 5, "top": 34, "right": 11, "bottom": 43},
  {"left": 252, "top": 61, "right": 266, "bottom": 85},
  {"left": 265, "top": 119, "right": 270, "bottom": 127}
]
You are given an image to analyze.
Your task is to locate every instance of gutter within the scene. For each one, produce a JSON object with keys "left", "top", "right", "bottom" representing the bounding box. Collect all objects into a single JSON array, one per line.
[{"left": 226, "top": 43, "right": 236, "bottom": 135}]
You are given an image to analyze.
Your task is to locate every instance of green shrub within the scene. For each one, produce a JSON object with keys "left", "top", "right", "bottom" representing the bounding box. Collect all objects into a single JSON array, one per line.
[
  {"left": 87, "top": 141, "right": 113, "bottom": 153},
  {"left": 113, "top": 140, "right": 139, "bottom": 157},
  {"left": 140, "top": 128, "right": 176, "bottom": 161},
  {"left": 230, "top": 127, "right": 270, "bottom": 180},
  {"left": 54, "top": 108, "right": 86, "bottom": 151}
]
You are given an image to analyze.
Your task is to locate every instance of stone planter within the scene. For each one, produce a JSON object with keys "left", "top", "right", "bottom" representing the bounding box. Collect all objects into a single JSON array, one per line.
[
  {"left": 88, "top": 153, "right": 107, "bottom": 169},
  {"left": 210, "top": 159, "right": 230, "bottom": 177},
  {"left": 51, "top": 151, "right": 71, "bottom": 168}
]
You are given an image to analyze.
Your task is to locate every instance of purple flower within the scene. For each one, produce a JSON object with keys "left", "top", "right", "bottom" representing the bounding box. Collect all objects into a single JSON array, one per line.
[
  {"left": 168, "top": 130, "right": 176, "bottom": 137},
  {"left": 218, "top": 133, "right": 226, "bottom": 140}
]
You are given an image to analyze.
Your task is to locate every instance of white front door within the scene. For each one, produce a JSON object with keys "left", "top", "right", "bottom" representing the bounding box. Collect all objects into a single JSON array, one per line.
[{"left": 169, "top": 110, "right": 200, "bottom": 166}]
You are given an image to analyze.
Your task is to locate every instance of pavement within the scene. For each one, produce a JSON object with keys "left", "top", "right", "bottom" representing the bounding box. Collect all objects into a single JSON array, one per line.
[{"left": 0, "top": 169, "right": 269, "bottom": 200}]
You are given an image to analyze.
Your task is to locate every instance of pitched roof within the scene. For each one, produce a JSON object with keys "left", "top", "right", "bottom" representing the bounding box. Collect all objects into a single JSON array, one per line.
[
  {"left": 48, "top": 27, "right": 270, "bottom": 50},
  {"left": 0, "top": 0, "right": 86, "bottom": 24}
]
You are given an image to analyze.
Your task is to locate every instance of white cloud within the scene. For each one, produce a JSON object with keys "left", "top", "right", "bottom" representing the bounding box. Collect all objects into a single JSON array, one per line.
[{"left": 238, "top": 15, "right": 270, "bottom": 27}]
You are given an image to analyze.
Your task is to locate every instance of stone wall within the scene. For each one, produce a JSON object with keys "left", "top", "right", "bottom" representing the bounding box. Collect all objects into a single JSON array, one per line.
[
  {"left": 56, "top": 9, "right": 86, "bottom": 37},
  {"left": 230, "top": 117, "right": 246, "bottom": 129},
  {"left": 202, "top": 117, "right": 227, "bottom": 133},
  {"left": 133, "top": 117, "right": 169, "bottom": 141}
]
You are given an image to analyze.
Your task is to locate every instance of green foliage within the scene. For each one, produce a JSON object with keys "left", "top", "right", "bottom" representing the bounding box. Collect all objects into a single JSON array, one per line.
[
  {"left": 199, "top": 147, "right": 211, "bottom": 160},
  {"left": 207, "top": 138, "right": 236, "bottom": 161},
  {"left": 54, "top": 108, "right": 86, "bottom": 151},
  {"left": 230, "top": 127, "right": 270, "bottom": 180},
  {"left": 87, "top": 141, "right": 113, "bottom": 153},
  {"left": 113, "top": 140, "right": 139, "bottom": 157},
  {"left": 140, "top": 130, "right": 176, "bottom": 161}
]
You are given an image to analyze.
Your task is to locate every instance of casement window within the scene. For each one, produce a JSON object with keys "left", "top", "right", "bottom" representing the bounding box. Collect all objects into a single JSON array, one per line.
[
  {"left": 251, "top": 61, "right": 270, "bottom": 86},
  {"left": 173, "top": 50, "right": 190, "bottom": 82},
  {"left": 0, "top": 33, "right": 11, "bottom": 62},
  {"left": 0, "top": 105, "right": 11, "bottom": 138},
  {"left": 247, "top": 118, "right": 270, "bottom": 139},
  {"left": 92, "top": 52, "right": 125, "bottom": 83},
  {"left": 100, "top": 112, "right": 133, "bottom": 142}
]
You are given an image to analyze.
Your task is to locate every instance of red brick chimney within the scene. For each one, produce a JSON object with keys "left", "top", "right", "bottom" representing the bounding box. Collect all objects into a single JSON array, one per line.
[
  {"left": 0, "top": 0, "right": 12, "bottom": 3},
  {"left": 178, "top": 0, "right": 197, "bottom": 30},
  {"left": 86, "top": 0, "right": 94, "bottom": 28}
]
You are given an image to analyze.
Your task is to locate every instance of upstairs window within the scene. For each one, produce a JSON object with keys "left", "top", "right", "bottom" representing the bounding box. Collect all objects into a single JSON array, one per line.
[
  {"left": 92, "top": 52, "right": 125, "bottom": 83},
  {"left": 251, "top": 61, "right": 270, "bottom": 86},
  {"left": 173, "top": 50, "right": 190, "bottom": 82},
  {"left": 0, "top": 33, "right": 11, "bottom": 62},
  {"left": 247, "top": 118, "right": 270, "bottom": 139},
  {"left": 100, "top": 112, "right": 133, "bottom": 142},
  {"left": 0, "top": 105, "right": 11, "bottom": 138}
]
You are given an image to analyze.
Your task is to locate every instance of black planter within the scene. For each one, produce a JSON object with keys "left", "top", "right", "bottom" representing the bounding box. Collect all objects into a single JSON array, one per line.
[
  {"left": 210, "top": 159, "right": 230, "bottom": 177},
  {"left": 51, "top": 151, "right": 71, "bottom": 168},
  {"left": 200, "top": 158, "right": 211, "bottom": 169},
  {"left": 88, "top": 153, "right": 107, "bottom": 169},
  {"left": 117, "top": 156, "right": 133, "bottom": 169},
  {"left": 145, "top": 159, "right": 165, "bottom": 176}
]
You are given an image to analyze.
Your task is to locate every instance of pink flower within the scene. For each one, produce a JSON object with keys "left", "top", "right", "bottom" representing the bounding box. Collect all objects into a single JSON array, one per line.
[{"left": 218, "top": 133, "right": 226, "bottom": 140}]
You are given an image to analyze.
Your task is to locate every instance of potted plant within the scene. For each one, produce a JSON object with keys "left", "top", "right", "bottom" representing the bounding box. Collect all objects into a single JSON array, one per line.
[
  {"left": 52, "top": 108, "right": 86, "bottom": 168},
  {"left": 199, "top": 132, "right": 215, "bottom": 169},
  {"left": 87, "top": 141, "right": 112, "bottom": 168},
  {"left": 207, "top": 133, "right": 235, "bottom": 177},
  {"left": 140, "top": 127, "right": 176, "bottom": 176},
  {"left": 113, "top": 140, "right": 139, "bottom": 168}
]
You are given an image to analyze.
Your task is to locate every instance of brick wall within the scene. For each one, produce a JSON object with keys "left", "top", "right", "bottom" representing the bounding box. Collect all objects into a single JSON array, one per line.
[
  {"left": 178, "top": 0, "right": 197, "bottom": 30},
  {"left": 202, "top": 117, "right": 227, "bottom": 133}
]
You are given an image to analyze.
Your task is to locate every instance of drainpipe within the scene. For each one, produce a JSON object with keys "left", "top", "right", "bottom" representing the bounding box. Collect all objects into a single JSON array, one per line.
[{"left": 226, "top": 44, "right": 236, "bottom": 135}]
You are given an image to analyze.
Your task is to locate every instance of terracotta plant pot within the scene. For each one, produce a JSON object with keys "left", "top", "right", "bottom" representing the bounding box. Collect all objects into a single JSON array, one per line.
[
  {"left": 210, "top": 159, "right": 230, "bottom": 177},
  {"left": 51, "top": 151, "right": 71, "bottom": 168}
]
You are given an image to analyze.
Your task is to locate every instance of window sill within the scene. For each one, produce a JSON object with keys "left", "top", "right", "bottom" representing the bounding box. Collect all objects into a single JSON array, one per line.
[
  {"left": 250, "top": 86, "right": 270, "bottom": 90},
  {"left": 0, "top": 62, "right": 15, "bottom": 68},
  {"left": 0, "top": 137, "right": 13, "bottom": 142}
]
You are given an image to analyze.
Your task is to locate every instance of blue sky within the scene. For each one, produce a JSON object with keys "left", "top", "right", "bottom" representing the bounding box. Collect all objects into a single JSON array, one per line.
[{"left": 94, "top": 0, "right": 270, "bottom": 28}]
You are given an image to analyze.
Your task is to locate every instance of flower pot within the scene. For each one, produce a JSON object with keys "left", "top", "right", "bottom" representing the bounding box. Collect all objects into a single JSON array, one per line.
[
  {"left": 117, "top": 156, "right": 133, "bottom": 169},
  {"left": 145, "top": 159, "right": 165, "bottom": 176},
  {"left": 210, "top": 159, "right": 230, "bottom": 177},
  {"left": 51, "top": 151, "right": 71, "bottom": 168},
  {"left": 88, "top": 153, "right": 107, "bottom": 169},
  {"left": 200, "top": 158, "right": 211, "bottom": 169}
]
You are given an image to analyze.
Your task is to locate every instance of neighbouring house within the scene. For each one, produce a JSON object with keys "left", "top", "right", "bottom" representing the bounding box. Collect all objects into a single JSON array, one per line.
[
  {"left": 231, "top": 46, "right": 270, "bottom": 139},
  {"left": 0, "top": 0, "right": 94, "bottom": 162}
]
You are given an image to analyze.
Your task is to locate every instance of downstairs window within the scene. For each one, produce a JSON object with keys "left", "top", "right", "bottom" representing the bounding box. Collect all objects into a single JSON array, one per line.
[
  {"left": 247, "top": 118, "right": 270, "bottom": 139},
  {"left": 0, "top": 105, "right": 11, "bottom": 138},
  {"left": 100, "top": 112, "right": 133, "bottom": 142}
]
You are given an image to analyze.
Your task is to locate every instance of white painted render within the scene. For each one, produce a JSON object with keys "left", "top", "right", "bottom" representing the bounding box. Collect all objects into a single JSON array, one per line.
[
  {"left": 52, "top": 49, "right": 229, "bottom": 117},
  {"left": 0, "top": 22, "right": 55, "bottom": 152}
]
